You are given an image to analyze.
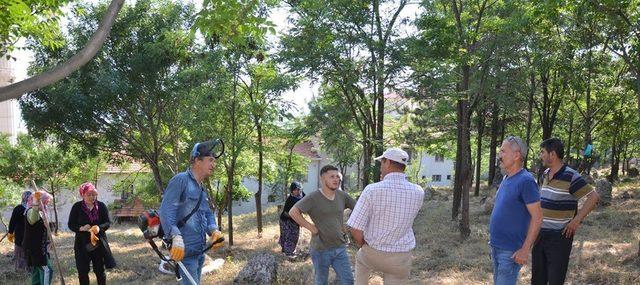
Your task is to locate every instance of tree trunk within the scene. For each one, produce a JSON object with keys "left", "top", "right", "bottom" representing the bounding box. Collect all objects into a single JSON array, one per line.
[
  {"left": 362, "top": 140, "right": 372, "bottom": 186},
  {"left": 453, "top": 63, "right": 471, "bottom": 242},
  {"left": 51, "top": 183, "right": 59, "bottom": 234},
  {"left": 474, "top": 110, "right": 484, "bottom": 196},
  {"left": 540, "top": 72, "right": 551, "bottom": 140},
  {"left": 488, "top": 106, "right": 500, "bottom": 187},
  {"left": 214, "top": 181, "right": 223, "bottom": 231},
  {"left": 0, "top": 0, "right": 125, "bottom": 102},
  {"left": 567, "top": 108, "right": 574, "bottom": 165},
  {"left": 255, "top": 123, "right": 263, "bottom": 236},
  {"left": 609, "top": 135, "right": 618, "bottom": 182},
  {"left": 357, "top": 154, "right": 362, "bottom": 191},
  {"left": 226, "top": 167, "right": 235, "bottom": 246},
  {"left": 524, "top": 72, "right": 535, "bottom": 168},
  {"left": 579, "top": 48, "right": 594, "bottom": 175},
  {"left": 622, "top": 142, "right": 629, "bottom": 176},
  {"left": 150, "top": 162, "right": 164, "bottom": 193},
  {"left": 283, "top": 144, "right": 295, "bottom": 201}
]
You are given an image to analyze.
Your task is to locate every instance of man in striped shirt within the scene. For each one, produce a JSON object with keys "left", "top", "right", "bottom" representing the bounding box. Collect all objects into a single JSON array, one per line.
[
  {"left": 347, "top": 147, "right": 424, "bottom": 285},
  {"left": 533, "top": 138, "right": 600, "bottom": 284}
]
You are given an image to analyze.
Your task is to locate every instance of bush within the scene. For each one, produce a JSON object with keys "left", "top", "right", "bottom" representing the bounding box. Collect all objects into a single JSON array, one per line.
[{"left": 628, "top": 167, "right": 639, "bottom": 178}]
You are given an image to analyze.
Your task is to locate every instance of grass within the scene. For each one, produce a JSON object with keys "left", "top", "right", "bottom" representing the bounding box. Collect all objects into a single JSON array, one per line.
[{"left": 1, "top": 179, "right": 639, "bottom": 284}]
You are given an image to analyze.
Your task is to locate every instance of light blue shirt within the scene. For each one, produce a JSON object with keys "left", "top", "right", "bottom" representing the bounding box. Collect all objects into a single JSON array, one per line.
[{"left": 159, "top": 169, "right": 217, "bottom": 256}]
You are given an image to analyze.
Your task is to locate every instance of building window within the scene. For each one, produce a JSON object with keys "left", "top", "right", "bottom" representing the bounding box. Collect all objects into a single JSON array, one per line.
[
  {"left": 446, "top": 175, "right": 451, "bottom": 180},
  {"left": 432, "top": 175, "right": 442, "bottom": 182},
  {"left": 435, "top": 154, "right": 444, "bottom": 162}
]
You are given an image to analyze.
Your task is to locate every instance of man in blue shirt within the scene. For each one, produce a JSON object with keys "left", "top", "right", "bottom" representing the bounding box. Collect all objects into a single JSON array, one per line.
[
  {"left": 160, "top": 140, "right": 224, "bottom": 284},
  {"left": 489, "top": 135, "right": 542, "bottom": 285}
]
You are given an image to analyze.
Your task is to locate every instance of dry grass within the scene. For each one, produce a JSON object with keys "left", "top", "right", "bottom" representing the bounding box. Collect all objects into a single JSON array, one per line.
[{"left": 1, "top": 180, "right": 639, "bottom": 284}]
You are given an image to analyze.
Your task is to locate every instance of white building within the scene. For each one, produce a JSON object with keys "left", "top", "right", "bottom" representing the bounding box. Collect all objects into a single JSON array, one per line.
[
  {"left": 232, "top": 140, "right": 330, "bottom": 215},
  {"left": 414, "top": 152, "right": 454, "bottom": 187},
  {"left": 0, "top": 57, "right": 27, "bottom": 144}
]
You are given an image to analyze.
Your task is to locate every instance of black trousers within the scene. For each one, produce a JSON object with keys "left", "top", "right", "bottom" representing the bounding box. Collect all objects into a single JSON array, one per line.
[
  {"left": 77, "top": 247, "right": 106, "bottom": 285},
  {"left": 532, "top": 230, "right": 574, "bottom": 285}
]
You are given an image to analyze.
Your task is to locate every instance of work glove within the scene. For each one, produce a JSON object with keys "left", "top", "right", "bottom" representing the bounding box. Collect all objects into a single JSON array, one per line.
[
  {"left": 209, "top": 231, "right": 224, "bottom": 250},
  {"left": 7, "top": 233, "right": 14, "bottom": 243},
  {"left": 170, "top": 235, "right": 185, "bottom": 261},
  {"left": 90, "top": 225, "right": 100, "bottom": 246}
]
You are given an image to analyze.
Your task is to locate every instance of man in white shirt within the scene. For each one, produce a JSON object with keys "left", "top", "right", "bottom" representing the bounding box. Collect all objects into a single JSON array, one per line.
[{"left": 347, "top": 147, "right": 425, "bottom": 285}]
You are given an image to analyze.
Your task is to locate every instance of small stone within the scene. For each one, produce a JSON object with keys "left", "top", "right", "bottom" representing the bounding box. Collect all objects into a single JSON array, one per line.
[
  {"left": 595, "top": 179, "right": 612, "bottom": 206},
  {"left": 233, "top": 252, "right": 277, "bottom": 284}
]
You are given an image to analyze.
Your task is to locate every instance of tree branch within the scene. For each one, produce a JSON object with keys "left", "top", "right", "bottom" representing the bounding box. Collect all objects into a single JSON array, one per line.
[{"left": 0, "top": 0, "right": 125, "bottom": 102}]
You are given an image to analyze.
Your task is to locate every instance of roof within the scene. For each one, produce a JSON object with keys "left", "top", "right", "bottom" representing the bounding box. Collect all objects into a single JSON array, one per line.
[
  {"left": 112, "top": 197, "right": 146, "bottom": 218},
  {"left": 102, "top": 162, "right": 148, "bottom": 174},
  {"left": 293, "top": 141, "right": 322, "bottom": 159}
]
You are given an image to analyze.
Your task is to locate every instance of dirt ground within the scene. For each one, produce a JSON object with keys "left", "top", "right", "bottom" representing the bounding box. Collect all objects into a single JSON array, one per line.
[{"left": 1, "top": 179, "right": 639, "bottom": 284}]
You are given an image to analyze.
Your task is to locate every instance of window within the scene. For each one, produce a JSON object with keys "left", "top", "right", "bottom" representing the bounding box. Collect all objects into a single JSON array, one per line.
[
  {"left": 446, "top": 175, "right": 451, "bottom": 180},
  {"left": 435, "top": 154, "right": 444, "bottom": 162},
  {"left": 432, "top": 175, "right": 442, "bottom": 182}
]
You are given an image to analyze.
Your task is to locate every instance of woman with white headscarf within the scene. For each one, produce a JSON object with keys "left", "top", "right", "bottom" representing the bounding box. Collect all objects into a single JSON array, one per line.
[{"left": 8, "top": 190, "right": 32, "bottom": 271}]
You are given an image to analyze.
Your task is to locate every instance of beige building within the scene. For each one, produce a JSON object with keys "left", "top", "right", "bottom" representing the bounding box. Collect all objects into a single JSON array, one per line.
[{"left": 0, "top": 57, "right": 27, "bottom": 144}]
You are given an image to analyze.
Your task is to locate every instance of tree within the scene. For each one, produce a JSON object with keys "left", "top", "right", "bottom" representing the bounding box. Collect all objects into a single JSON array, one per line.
[
  {"left": 414, "top": 0, "right": 518, "bottom": 239},
  {"left": 281, "top": 0, "right": 413, "bottom": 186},
  {"left": 306, "top": 85, "right": 362, "bottom": 189},
  {"left": 192, "top": 0, "right": 282, "bottom": 241},
  {"left": 0, "top": 134, "right": 98, "bottom": 233},
  {"left": 239, "top": 61, "right": 297, "bottom": 235},
  {"left": 589, "top": 0, "right": 640, "bottom": 114},
  {"left": 20, "top": 0, "right": 199, "bottom": 193}
]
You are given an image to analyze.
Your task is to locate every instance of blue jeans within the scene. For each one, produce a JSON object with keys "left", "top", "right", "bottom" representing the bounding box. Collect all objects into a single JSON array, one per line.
[
  {"left": 179, "top": 253, "right": 205, "bottom": 285},
  {"left": 310, "top": 246, "right": 354, "bottom": 285},
  {"left": 491, "top": 246, "right": 522, "bottom": 285}
]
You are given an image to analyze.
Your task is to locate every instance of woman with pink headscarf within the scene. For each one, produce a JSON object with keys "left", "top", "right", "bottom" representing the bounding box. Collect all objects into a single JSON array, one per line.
[{"left": 67, "top": 182, "right": 115, "bottom": 285}]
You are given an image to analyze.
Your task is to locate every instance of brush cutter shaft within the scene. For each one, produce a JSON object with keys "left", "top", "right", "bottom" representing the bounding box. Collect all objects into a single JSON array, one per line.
[{"left": 176, "top": 261, "right": 198, "bottom": 285}]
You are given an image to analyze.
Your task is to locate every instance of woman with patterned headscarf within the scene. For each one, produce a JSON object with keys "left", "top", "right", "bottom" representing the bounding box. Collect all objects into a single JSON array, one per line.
[
  {"left": 23, "top": 190, "right": 54, "bottom": 284},
  {"left": 67, "top": 182, "right": 116, "bottom": 285},
  {"left": 8, "top": 191, "right": 32, "bottom": 271},
  {"left": 279, "top": 181, "right": 305, "bottom": 258}
]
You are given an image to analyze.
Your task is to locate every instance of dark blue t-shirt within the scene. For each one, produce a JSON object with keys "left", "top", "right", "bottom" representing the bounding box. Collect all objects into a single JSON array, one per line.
[{"left": 489, "top": 168, "right": 540, "bottom": 251}]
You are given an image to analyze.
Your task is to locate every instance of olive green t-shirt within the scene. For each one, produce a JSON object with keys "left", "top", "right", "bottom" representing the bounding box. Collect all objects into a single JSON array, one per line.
[{"left": 295, "top": 189, "right": 356, "bottom": 251}]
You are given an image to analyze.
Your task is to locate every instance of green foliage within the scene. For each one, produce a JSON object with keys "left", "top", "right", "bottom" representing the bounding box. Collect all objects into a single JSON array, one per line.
[
  {"left": 0, "top": 134, "right": 83, "bottom": 189},
  {"left": 194, "top": 0, "right": 278, "bottom": 48},
  {"left": 0, "top": 0, "right": 68, "bottom": 55},
  {"left": 111, "top": 172, "right": 159, "bottom": 207},
  {"left": 20, "top": 0, "right": 200, "bottom": 192},
  {"left": 0, "top": 178, "right": 22, "bottom": 208}
]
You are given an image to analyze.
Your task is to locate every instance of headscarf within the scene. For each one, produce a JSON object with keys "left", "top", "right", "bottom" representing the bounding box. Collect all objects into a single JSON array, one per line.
[
  {"left": 27, "top": 190, "right": 52, "bottom": 212},
  {"left": 79, "top": 182, "right": 98, "bottom": 197},
  {"left": 79, "top": 182, "right": 99, "bottom": 223},
  {"left": 289, "top": 181, "right": 303, "bottom": 199},
  {"left": 21, "top": 191, "right": 32, "bottom": 208}
]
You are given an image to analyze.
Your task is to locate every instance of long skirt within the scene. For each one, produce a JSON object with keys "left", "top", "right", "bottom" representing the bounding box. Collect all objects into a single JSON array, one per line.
[
  {"left": 14, "top": 244, "right": 29, "bottom": 271},
  {"left": 278, "top": 219, "right": 300, "bottom": 255}
]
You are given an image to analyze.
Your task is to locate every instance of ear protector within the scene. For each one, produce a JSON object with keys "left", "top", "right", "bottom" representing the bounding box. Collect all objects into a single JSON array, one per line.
[{"left": 190, "top": 139, "right": 225, "bottom": 159}]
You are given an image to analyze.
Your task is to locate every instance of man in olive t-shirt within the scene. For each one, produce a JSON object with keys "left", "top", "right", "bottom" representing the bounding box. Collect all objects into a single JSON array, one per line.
[{"left": 290, "top": 164, "right": 356, "bottom": 285}]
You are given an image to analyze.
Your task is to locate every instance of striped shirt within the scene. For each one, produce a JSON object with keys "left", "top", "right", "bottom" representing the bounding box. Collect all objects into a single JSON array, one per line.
[
  {"left": 540, "top": 165, "right": 594, "bottom": 231},
  {"left": 347, "top": 172, "right": 424, "bottom": 252}
]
